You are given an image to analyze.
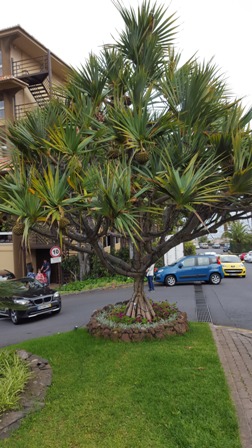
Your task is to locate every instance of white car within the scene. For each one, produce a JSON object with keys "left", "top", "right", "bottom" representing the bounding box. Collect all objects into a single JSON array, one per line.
[{"left": 244, "top": 251, "right": 252, "bottom": 262}]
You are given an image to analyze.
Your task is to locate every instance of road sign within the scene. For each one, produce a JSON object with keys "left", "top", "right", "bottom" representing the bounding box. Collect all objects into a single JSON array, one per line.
[
  {"left": 50, "top": 246, "right": 61, "bottom": 257},
  {"left": 50, "top": 256, "right": 62, "bottom": 264}
]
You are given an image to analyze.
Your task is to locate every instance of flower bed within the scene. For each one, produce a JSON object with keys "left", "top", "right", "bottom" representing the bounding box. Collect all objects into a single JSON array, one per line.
[{"left": 87, "top": 301, "right": 189, "bottom": 342}]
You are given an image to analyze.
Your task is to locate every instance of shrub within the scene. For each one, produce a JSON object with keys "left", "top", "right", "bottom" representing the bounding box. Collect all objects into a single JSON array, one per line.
[
  {"left": 184, "top": 241, "right": 196, "bottom": 255},
  {"left": 0, "top": 350, "right": 31, "bottom": 415},
  {"left": 61, "top": 255, "right": 79, "bottom": 282},
  {"left": 59, "top": 275, "right": 133, "bottom": 292}
]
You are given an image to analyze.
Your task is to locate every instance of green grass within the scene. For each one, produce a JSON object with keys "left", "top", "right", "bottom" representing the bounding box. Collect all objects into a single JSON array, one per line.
[{"left": 1, "top": 323, "right": 241, "bottom": 448}]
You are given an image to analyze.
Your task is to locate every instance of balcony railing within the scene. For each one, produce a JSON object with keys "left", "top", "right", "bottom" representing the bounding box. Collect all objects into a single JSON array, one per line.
[
  {"left": 12, "top": 56, "right": 48, "bottom": 78},
  {"left": 15, "top": 102, "right": 38, "bottom": 119},
  {"left": 14, "top": 77, "right": 51, "bottom": 119}
]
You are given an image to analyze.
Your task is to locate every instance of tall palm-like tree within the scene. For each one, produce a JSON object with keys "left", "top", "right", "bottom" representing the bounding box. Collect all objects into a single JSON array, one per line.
[
  {"left": 1, "top": 1, "right": 252, "bottom": 320},
  {"left": 222, "top": 221, "right": 250, "bottom": 253}
]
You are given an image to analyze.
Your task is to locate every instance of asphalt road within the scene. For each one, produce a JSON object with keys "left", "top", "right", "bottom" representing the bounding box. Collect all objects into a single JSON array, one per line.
[{"left": 0, "top": 253, "right": 251, "bottom": 347}]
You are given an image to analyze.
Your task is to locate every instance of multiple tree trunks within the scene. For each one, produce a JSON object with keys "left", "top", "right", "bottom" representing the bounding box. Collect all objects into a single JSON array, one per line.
[{"left": 125, "top": 277, "right": 155, "bottom": 321}]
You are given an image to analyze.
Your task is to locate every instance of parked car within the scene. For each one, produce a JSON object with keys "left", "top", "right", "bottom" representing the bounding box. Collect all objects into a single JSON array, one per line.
[
  {"left": 244, "top": 251, "right": 252, "bottom": 263},
  {"left": 222, "top": 245, "right": 230, "bottom": 252},
  {"left": 154, "top": 255, "right": 224, "bottom": 286},
  {"left": 219, "top": 255, "right": 246, "bottom": 277},
  {"left": 200, "top": 243, "right": 209, "bottom": 249},
  {"left": 0, "top": 277, "right": 61, "bottom": 324},
  {"left": 212, "top": 243, "right": 220, "bottom": 249},
  {"left": 0, "top": 269, "right": 15, "bottom": 281}
]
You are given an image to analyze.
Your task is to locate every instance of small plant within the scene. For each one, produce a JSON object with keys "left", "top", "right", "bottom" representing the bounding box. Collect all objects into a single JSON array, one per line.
[
  {"left": 106, "top": 300, "right": 178, "bottom": 325},
  {"left": 0, "top": 350, "right": 31, "bottom": 415}
]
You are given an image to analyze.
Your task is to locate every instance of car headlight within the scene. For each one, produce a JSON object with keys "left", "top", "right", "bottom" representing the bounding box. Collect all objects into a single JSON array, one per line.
[
  {"left": 53, "top": 291, "right": 60, "bottom": 299},
  {"left": 157, "top": 269, "right": 163, "bottom": 273},
  {"left": 13, "top": 299, "right": 30, "bottom": 306}
]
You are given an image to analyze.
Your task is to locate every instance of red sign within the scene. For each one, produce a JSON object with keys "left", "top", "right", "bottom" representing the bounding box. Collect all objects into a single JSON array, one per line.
[{"left": 50, "top": 246, "right": 61, "bottom": 257}]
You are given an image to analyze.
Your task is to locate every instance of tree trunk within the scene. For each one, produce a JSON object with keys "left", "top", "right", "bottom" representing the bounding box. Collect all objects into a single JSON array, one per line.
[
  {"left": 78, "top": 251, "right": 90, "bottom": 280},
  {"left": 126, "top": 276, "right": 155, "bottom": 321}
]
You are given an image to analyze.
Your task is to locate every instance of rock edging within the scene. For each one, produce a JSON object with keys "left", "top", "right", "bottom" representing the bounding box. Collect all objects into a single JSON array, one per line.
[
  {"left": 0, "top": 350, "right": 52, "bottom": 440},
  {"left": 87, "top": 304, "right": 189, "bottom": 342}
]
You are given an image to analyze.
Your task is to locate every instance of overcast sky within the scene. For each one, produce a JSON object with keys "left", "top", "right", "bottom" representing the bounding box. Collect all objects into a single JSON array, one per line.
[{"left": 1, "top": 0, "right": 251, "bottom": 110}]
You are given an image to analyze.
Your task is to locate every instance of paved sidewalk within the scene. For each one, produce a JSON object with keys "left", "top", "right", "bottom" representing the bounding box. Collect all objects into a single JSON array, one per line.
[{"left": 211, "top": 324, "right": 252, "bottom": 448}]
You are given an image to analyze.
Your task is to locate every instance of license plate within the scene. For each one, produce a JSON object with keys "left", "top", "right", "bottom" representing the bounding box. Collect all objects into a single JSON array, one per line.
[{"left": 37, "top": 303, "right": 52, "bottom": 310}]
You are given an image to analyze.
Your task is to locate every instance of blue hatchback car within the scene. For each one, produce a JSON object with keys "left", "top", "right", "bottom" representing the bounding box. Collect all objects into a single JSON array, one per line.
[{"left": 154, "top": 255, "right": 224, "bottom": 287}]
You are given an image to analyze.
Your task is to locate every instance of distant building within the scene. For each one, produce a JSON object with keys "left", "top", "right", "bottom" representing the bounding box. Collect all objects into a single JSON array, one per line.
[
  {"left": 0, "top": 26, "right": 70, "bottom": 279},
  {"left": 164, "top": 235, "right": 184, "bottom": 265}
]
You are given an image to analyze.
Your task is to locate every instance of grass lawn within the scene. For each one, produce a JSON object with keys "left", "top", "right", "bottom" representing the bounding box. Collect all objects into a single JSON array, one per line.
[{"left": 1, "top": 323, "right": 241, "bottom": 448}]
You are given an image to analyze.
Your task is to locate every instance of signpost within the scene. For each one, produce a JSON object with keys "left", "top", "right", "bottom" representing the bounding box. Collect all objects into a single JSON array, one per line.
[
  {"left": 50, "top": 246, "right": 62, "bottom": 285},
  {"left": 50, "top": 246, "right": 61, "bottom": 258}
]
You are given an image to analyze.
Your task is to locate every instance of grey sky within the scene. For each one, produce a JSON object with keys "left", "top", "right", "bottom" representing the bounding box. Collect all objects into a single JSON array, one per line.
[{"left": 1, "top": 0, "right": 251, "bottom": 109}]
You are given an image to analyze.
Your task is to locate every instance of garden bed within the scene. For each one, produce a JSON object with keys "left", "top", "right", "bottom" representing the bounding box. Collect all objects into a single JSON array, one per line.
[{"left": 87, "top": 301, "right": 189, "bottom": 342}]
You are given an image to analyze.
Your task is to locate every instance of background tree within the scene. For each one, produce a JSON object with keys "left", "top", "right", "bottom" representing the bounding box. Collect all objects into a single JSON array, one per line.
[
  {"left": 222, "top": 221, "right": 252, "bottom": 253},
  {"left": 184, "top": 242, "right": 196, "bottom": 256},
  {"left": 0, "top": 1, "right": 252, "bottom": 321}
]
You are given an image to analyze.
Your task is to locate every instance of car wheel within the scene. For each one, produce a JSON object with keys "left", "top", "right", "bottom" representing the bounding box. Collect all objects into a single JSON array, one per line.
[
  {"left": 9, "top": 309, "right": 21, "bottom": 325},
  {"left": 209, "top": 273, "right": 221, "bottom": 285},
  {"left": 164, "top": 275, "right": 176, "bottom": 287}
]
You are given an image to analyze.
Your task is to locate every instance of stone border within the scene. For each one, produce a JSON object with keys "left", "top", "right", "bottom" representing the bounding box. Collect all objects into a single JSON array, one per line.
[
  {"left": 87, "top": 303, "right": 189, "bottom": 342},
  {"left": 0, "top": 350, "right": 52, "bottom": 440}
]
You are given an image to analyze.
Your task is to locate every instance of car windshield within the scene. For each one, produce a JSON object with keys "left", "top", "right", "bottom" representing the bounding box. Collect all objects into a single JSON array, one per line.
[
  {"left": 28, "top": 279, "right": 44, "bottom": 288},
  {"left": 220, "top": 255, "right": 240, "bottom": 263},
  {"left": 166, "top": 258, "right": 184, "bottom": 267},
  {"left": 12, "top": 278, "right": 44, "bottom": 289}
]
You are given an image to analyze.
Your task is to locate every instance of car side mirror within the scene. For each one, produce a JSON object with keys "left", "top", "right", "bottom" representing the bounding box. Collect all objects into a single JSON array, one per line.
[{"left": 178, "top": 263, "right": 183, "bottom": 268}]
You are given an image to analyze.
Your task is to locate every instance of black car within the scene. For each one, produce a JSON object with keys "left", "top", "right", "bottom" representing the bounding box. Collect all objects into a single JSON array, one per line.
[
  {"left": 0, "top": 269, "right": 15, "bottom": 280},
  {"left": 0, "top": 277, "right": 61, "bottom": 324}
]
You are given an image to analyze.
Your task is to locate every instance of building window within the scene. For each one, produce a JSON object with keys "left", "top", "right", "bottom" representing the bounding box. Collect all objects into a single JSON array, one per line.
[
  {"left": 0, "top": 95, "right": 4, "bottom": 119},
  {"left": 0, "top": 51, "right": 2, "bottom": 76},
  {"left": 103, "top": 236, "right": 111, "bottom": 248},
  {"left": 0, "top": 129, "right": 7, "bottom": 155}
]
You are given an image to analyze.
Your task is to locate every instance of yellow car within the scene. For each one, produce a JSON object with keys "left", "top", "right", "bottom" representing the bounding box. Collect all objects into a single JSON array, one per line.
[{"left": 219, "top": 255, "right": 246, "bottom": 278}]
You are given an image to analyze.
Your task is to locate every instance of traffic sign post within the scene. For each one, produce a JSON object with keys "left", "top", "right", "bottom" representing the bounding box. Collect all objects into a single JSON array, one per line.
[
  {"left": 50, "top": 256, "right": 62, "bottom": 264},
  {"left": 50, "top": 246, "right": 61, "bottom": 258},
  {"left": 50, "top": 246, "right": 62, "bottom": 284}
]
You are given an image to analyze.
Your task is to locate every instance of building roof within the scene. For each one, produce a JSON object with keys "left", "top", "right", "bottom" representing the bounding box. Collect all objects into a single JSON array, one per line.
[{"left": 0, "top": 25, "right": 71, "bottom": 78}]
